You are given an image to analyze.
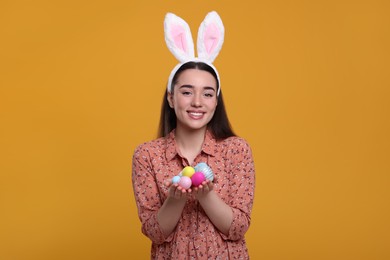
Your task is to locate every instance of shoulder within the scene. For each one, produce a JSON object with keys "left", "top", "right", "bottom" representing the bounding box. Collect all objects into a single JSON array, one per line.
[
  {"left": 215, "top": 136, "right": 253, "bottom": 158},
  {"left": 216, "top": 136, "right": 254, "bottom": 164},
  {"left": 219, "top": 136, "right": 252, "bottom": 150},
  {"left": 133, "top": 137, "right": 167, "bottom": 159}
]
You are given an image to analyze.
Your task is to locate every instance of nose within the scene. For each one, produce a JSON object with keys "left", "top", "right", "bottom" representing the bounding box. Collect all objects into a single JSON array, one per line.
[{"left": 191, "top": 93, "right": 202, "bottom": 107}]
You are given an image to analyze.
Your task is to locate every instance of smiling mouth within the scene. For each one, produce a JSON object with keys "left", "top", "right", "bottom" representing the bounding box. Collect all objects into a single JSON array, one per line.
[{"left": 188, "top": 111, "right": 204, "bottom": 119}]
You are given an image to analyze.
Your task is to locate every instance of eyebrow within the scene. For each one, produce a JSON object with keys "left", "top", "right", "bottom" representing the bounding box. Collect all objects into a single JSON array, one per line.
[{"left": 178, "top": 85, "right": 216, "bottom": 92}]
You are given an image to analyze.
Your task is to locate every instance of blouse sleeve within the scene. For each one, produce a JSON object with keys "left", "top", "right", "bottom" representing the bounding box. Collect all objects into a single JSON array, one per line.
[
  {"left": 221, "top": 138, "right": 256, "bottom": 241},
  {"left": 132, "top": 144, "right": 174, "bottom": 244}
]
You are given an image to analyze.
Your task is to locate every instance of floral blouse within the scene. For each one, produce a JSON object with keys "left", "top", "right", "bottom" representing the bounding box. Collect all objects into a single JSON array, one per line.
[{"left": 132, "top": 130, "right": 255, "bottom": 259}]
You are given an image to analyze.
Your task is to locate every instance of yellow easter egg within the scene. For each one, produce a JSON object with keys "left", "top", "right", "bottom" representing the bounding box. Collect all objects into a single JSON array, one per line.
[{"left": 181, "top": 166, "right": 195, "bottom": 177}]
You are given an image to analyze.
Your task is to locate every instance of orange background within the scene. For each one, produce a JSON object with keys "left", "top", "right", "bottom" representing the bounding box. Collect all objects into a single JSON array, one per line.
[{"left": 1, "top": 1, "right": 389, "bottom": 259}]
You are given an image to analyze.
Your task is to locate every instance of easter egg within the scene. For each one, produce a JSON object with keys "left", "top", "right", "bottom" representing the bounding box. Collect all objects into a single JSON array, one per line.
[
  {"left": 195, "top": 163, "right": 214, "bottom": 181},
  {"left": 178, "top": 176, "right": 192, "bottom": 189},
  {"left": 191, "top": 172, "right": 206, "bottom": 187},
  {"left": 182, "top": 166, "right": 195, "bottom": 177},
  {"left": 172, "top": 175, "right": 181, "bottom": 184}
]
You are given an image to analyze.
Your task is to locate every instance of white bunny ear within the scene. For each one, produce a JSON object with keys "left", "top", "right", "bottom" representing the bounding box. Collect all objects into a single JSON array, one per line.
[
  {"left": 197, "top": 11, "right": 225, "bottom": 63},
  {"left": 164, "top": 13, "right": 195, "bottom": 62}
]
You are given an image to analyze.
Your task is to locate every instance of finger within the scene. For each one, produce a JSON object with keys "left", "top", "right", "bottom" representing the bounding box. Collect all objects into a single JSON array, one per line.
[
  {"left": 172, "top": 187, "right": 182, "bottom": 198},
  {"left": 178, "top": 186, "right": 189, "bottom": 195},
  {"left": 203, "top": 181, "right": 213, "bottom": 193},
  {"left": 172, "top": 183, "right": 183, "bottom": 198},
  {"left": 169, "top": 184, "right": 178, "bottom": 196}
]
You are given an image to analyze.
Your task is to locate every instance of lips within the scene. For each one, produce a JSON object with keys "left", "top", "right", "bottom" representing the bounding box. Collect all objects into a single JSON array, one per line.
[{"left": 188, "top": 111, "right": 205, "bottom": 119}]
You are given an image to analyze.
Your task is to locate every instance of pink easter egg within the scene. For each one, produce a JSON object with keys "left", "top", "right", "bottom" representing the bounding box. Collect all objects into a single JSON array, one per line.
[
  {"left": 191, "top": 172, "right": 206, "bottom": 187},
  {"left": 178, "top": 176, "right": 192, "bottom": 189}
]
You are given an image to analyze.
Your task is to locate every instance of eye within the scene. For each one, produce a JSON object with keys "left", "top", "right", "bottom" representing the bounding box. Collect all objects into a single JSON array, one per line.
[
  {"left": 204, "top": 92, "right": 214, "bottom": 98},
  {"left": 181, "top": 90, "right": 192, "bottom": 96}
]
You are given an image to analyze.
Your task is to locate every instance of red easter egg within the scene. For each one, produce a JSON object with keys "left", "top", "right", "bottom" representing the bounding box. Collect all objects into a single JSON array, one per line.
[{"left": 191, "top": 172, "right": 206, "bottom": 187}]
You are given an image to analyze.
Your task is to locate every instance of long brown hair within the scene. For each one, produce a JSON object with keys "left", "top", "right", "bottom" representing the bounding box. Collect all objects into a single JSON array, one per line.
[{"left": 158, "top": 62, "right": 235, "bottom": 140}]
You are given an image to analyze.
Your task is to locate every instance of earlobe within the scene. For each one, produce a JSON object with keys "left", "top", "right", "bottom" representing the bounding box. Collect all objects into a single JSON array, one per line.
[{"left": 167, "top": 92, "right": 174, "bottom": 108}]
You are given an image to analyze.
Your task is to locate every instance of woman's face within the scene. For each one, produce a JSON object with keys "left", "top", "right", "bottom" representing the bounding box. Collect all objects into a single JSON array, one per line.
[{"left": 168, "top": 69, "right": 218, "bottom": 132}]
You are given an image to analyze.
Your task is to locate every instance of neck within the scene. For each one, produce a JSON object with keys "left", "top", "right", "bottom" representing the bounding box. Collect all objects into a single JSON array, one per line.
[{"left": 175, "top": 127, "right": 207, "bottom": 164}]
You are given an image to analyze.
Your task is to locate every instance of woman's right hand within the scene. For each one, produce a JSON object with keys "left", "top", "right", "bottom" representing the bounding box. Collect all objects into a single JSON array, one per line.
[
  {"left": 158, "top": 181, "right": 189, "bottom": 237},
  {"left": 165, "top": 181, "right": 192, "bottom": 200}
]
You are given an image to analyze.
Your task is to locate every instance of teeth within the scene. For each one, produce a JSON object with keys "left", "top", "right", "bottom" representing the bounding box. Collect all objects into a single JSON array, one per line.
[{"left": 190, "top": 112, "right": 203, "bottom": 116}]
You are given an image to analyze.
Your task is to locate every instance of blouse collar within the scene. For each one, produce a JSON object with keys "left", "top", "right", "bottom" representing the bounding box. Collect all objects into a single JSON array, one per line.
[{"left": 165, "top": 129, "right": 217, "bottom": 161}]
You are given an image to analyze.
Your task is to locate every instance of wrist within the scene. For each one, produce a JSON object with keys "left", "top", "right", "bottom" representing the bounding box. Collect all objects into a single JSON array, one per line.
[
  {"left": 197, "top": 189, "right": 215, "bottom": 202},
  {"left": 166, "top": 195, "right": 187, "bottom": 204}
]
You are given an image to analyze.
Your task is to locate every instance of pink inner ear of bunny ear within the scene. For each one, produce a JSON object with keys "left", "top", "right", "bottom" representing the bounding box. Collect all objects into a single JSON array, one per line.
[
  {"left": 204, "top": 22, "right": 220, "bottom": 55},
  {"left": 171, "top": 24, "right": 188, "bottom": 53}
]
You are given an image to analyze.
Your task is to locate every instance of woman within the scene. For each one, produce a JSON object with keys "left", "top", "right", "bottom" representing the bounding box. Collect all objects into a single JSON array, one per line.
[{"left": 132, "top": 11, "right": 255, "bottom": 259}]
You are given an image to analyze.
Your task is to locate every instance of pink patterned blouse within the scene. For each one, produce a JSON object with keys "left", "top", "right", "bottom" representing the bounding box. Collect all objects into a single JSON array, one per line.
[{"left": 132, "top": 130, "right": 255, "bottom": 259}]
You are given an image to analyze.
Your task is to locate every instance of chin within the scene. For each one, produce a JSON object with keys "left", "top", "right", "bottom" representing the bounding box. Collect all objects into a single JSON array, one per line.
[{"left": 180, "top": 123, "right": 208, "bottom": 132}]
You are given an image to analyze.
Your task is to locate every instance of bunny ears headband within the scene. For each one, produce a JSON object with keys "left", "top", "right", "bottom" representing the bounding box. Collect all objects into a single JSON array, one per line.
[{"left": 164, "top": 11, "right": 225, "bottom": 96}]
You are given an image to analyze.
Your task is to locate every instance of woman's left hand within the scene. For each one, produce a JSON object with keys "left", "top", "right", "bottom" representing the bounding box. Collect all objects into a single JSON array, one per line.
[{"left": 193, "top": 180, "right": 214, "bottom": 199}]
